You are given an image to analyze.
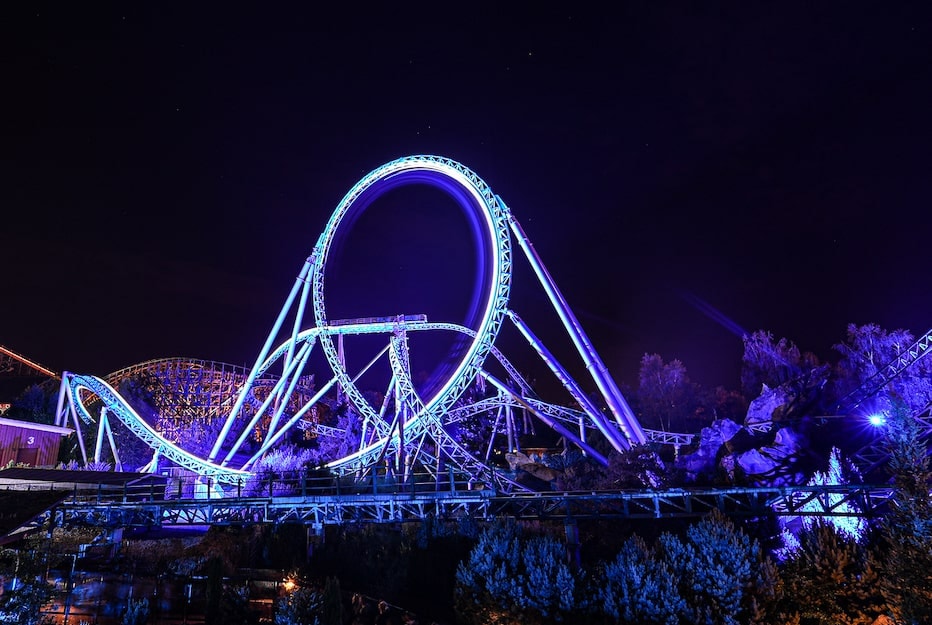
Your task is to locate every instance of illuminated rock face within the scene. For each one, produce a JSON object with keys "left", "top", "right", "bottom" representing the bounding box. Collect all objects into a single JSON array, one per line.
[
  {"left": 677, "top": 418, "right": 805, "bottom": 485},
  {"left": 745, "top": 383, "right": 789, "bottom": 428}
]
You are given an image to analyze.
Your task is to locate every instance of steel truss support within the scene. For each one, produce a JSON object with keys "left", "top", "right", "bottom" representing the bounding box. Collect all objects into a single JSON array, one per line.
[{"left": 32, "top": 485, "right": 895, "bottom": 534}]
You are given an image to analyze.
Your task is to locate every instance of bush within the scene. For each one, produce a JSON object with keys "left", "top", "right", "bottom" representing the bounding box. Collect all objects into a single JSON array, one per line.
[{"left": 454, "top": 520, "right": 579, "bottom": 625}]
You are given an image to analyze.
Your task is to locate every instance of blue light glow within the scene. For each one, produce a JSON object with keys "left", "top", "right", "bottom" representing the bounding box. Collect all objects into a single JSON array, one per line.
[{"left": 868, "top": 414, "right": 886, "bottom": 427}]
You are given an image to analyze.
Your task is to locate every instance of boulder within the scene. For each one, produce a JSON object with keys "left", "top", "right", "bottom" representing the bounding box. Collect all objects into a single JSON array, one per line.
[{"left": 745, "top": 383, "right": 792, "bottom": 429}]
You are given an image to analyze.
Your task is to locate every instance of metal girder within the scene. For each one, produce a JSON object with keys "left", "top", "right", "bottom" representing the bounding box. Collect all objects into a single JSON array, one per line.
[{"left": 30, "top": 484, "right": 897, "bottom": 535}]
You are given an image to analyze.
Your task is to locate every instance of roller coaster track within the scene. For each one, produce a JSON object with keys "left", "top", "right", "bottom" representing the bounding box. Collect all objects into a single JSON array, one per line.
[
  {"left": 0, "top": 345, "right": 58, "bottom": 379},
  {"left": 834, "top": 328, "right": 932, "bottom": 413},
  {"left": 832, "top": 328, "right": 932, "bottom": 474},
  {"left": 55, "top": 155, "right": 654, "bottom": 492},
  {"left": 60, "top": 373, "right": 251, "bottom": 485}
]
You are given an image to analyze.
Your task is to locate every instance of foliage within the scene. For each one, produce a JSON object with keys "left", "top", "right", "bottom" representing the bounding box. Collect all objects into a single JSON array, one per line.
[
  {"left": 120, "top": 536, "right": 201, "bottom": 576},
  {"left": 320, "top": 576, "right": 343, "bottom": 625},
  {"left": 591, "top": 534, "right": 683, "bottom": 624},
  {"left": 709, "top": 386, "right": 749, "bottom": 424},
  {"left": 453, "top": 512, "right": 780, "bottom": 625},
  {"left": 46, "top": 526, "right": 107, "bottom": 556},
  {"left": 833, "top": 324, "right": 932, "bottom": 414},
  {"left": 778, "top": 447, "right": 867, "bottom": 556},
  {"left": 656, "top": 509, "right": 780, "bottom": 625},
  {"left": 275, "top": 586, "right": 322, "bottom": 625},
  {"left": 555, "top": 444, "right": 669, "bottom": 490},
  {"left": 777, "top": 521, "right": 885, "bottom": 625},
  {"left": 636, "top": 354, "right": 698, "bottom": 432},
  {"left": 306, "top": 403, "right": 362, "bottom": 465},
  {"left": 217, "top": 583, "right": 262, "bottom": 625},
  {"left": 121, "top": 597, "right": 149, "bottom": 625},
  {"left": 0, "top": 546, "right": 54, "bottom": 625},
  {"left": 246, "top": 444, "right": 317, "bottom": 496},
  {"left": 454, "top": 519, "right": 578, "bottom": 625},
  {"left": 307, "top": 524, "right": 410, "bottom": 603},
  {"left": 878, "top": 402, "right": 932, "bottom": 624},
  {"left": 5, "top": 384, "right": 57, "bottom": 425},
  {"left": 83, "top": 460, "right": 113, "bottom": 471},
  {"left": 741, "top": 330, "right": 819, "bottom": 398},
  {"left": 114, "top": 373, "right": 163, "bottom": 470}
]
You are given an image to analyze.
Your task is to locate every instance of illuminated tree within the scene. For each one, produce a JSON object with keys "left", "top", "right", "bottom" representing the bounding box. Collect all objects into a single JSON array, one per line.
[
  {"left": 454, "top": 520, "right": 578, "bottom": 624},
  {"left": 656, "top": 509, "right": 780, "bottom": 625},
  {"left": 275, "top": 586, "right": 322, "bottom": 625},
  {"left": 741, "top": 330, "right": 819, "bottom": 397},
  {"left": 878, "top": 402, "right": 932, "bottom": 624},
  {"left": 308, "top": 405, "right": 361, "bottom": 464},
  {"left": 833, "top": 324, "right": 932, "bottom": 413},
  {"left": 778, "top": 447, "right": 867, "bottom": 555},
  {"left": 778, "top": 521, "right": 884, "bottom": 625},
  {"left": 591, "top": 534, "right": 683, "bottom": 625}
]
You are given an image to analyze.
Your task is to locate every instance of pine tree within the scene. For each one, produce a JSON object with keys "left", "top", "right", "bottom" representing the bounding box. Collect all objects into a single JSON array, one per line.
[
  {"left": 778, "top": 520, "right": 885, "bottom": 625},
  {"left": 656, "top": 509, "right": 780, "bottom": 625},
  {"left": 879, "top": 403, "right": 932, "bottom": 623},
  {"left": 592, "top": 534, "right": 683, "bottom": 624},
  {"left": 453, "top": 520, "right": 580, "bottom": 625},
  {"left": 321, "top": 576, "right": 343, "bottom": 625}
]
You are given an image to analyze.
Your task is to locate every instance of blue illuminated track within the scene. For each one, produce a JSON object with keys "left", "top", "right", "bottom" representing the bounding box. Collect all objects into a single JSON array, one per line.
[{"left": 57, "top": 155, "right": 650, "bottom": 493}]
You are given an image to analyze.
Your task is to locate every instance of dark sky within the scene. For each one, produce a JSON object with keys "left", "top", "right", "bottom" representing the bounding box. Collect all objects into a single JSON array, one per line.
[{"left": 3, "top": 5, "right": 931, "bottom": 393}]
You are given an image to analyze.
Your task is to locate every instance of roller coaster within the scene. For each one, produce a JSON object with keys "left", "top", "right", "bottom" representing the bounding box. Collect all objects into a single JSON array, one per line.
[
  {"left": 48, "top": 155, "right": 653, "bottom": 492},
  {"left": 41, "top": 156, "right": 932, "bottom": 498}
]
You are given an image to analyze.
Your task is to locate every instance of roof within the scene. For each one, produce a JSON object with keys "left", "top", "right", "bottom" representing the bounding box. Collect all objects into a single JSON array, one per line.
[
  {"left": 0, "top": 490, "right": 70, "bottom": 545},
  {"left": 0, "top": 467, "right": 168, "bottom": 486},
  {"left": 0, "top": 416, "right": 73, "bottom": 436}
]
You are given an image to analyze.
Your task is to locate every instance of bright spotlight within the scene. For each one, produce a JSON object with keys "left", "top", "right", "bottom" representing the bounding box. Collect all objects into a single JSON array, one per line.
[{"left": 868, "top": 414, "right": 886, "bottom": 427}]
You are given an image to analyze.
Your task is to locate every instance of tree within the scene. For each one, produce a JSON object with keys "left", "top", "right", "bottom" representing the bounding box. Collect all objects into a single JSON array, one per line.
[
  {"left": 275, "top": 586, "right": 322, "bottom": 625},
  {"left": 5, "top": 384, "right": 56, "bottom": 425},
  {"left": 306, "top": 405, "right": 362, "bottom": 466},
  {"left": 878, "top": 402, "right": 932, "bottom": 623},
  {"left": 454, "top": 520, "right": 578, "bottom": 624},
  {"left": 320, "top": 576, "right": 343, "bottom": 625},
  {"left": 656, "top": 509, "right": 780, "bottom": 625},
  {"left": 710, "top": 386, "right": 749, "bottom": 424},
  {"left": 590, "top": 534, "right": 683, "bottom": 624},
  {"left": 122, "top": 598, "right": 150, "bottom": 625},
  {"left": 636, "top": 354, "right": 697, "bottom": 432},
  {"left": 0, "top": 545, "right": 54, "bottom": 625},
  {"left": 742, "top": 330, "right": 819, "bottom": 398},
  {"left": 218, "top": 584, "right": 262, "bottom": 625},
  {"left": 832, "top": 324, "right": 932, "bottom": 414},
  {"left": 778, "top": 521, "right": 884, "bottom": 625},
  {"left": 778, "top": 447, "right": 868, "bottom": 555},
  {"left": 112, "top": 374, "right": 164, "bottom": 470}
]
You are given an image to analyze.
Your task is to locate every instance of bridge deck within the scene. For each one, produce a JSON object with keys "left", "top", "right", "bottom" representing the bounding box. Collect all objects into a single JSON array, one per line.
[{"left": 5, "top": 483, "right": 894, "bottom": 537}]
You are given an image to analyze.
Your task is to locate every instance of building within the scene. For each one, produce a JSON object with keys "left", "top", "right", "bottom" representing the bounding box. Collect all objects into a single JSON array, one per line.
[{"left": 0, "top": 417, "right": 73, "bottom": 467}]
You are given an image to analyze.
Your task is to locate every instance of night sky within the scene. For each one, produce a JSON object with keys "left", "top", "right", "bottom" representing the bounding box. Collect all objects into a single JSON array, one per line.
[{"left": 3, "top": 5, "right": 931, "bottom": 394}]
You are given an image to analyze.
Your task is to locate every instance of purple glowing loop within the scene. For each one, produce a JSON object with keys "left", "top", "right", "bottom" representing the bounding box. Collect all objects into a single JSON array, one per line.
[{"left": 311, "top": 155, "right": 512, "bottom": 426}]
